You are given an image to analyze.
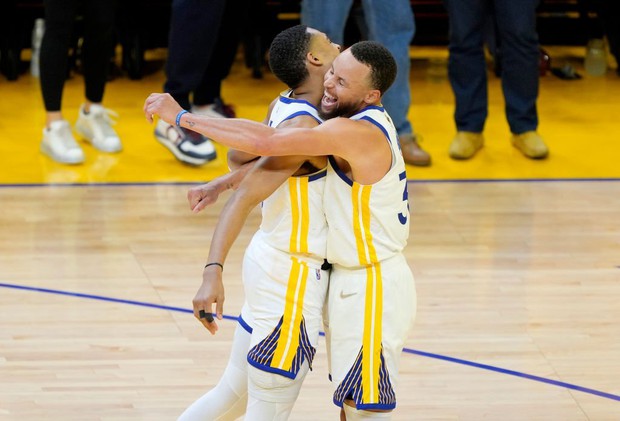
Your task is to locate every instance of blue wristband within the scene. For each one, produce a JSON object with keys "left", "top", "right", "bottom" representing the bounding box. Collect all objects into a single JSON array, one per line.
[{"left": 175, "top": 109, "right": 189, "bottom": 127}]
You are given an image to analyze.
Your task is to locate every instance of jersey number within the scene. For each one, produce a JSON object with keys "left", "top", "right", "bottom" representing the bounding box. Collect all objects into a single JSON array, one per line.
[{"left": 398, "top": 171, "right": 409, "bottom": 225}]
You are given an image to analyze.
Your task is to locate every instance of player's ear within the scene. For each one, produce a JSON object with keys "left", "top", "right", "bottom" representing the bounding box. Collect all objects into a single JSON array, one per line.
[
  {"left": 307, "top": 52, "right": 323, "bottom": 67},
  {"left": 364, "top": 89, "right": 381, "bottom": 104}
]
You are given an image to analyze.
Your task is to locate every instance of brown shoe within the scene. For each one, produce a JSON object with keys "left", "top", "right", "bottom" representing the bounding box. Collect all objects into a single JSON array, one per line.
[
  {"left": 399, "top": 133, "right": 431, "bottom": 166},
  {"left": 511, "top": 131, "right": 549, "bottom": 159},
  {"left": 449, "top": 131, "right": 484, "bottom": 160}
]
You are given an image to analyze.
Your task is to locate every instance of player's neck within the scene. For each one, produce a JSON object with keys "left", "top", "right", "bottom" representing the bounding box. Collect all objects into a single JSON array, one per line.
[
  {"left": 291, "top": 76, "right": 325, "bottom": 107},
  {"left": 355, "top": 99, "right": 383, "bottom": 113},
  {"left": 291, "top": 88, "right": 321, "bottom": 107}
]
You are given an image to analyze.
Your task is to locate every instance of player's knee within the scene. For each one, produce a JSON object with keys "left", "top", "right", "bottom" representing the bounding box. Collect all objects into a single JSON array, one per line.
[
  {"left": 220, "top": 362, "right": 247, "bottom": 397},
  {"left": 246, "top": 395, "right": 295, "bottom": 421}
]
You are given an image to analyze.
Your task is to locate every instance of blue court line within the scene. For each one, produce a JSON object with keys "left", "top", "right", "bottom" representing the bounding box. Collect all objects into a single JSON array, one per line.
[
  {"left": 0, "top": 282, "right": 236, "bottom": 323},
  {"left": 402, "top": 348, "right": 620, "bottom": 402},
  {"left": 1, "top": 177, "right": 620, "bottom": 189},
  {"left": 1, "top": 281, "right": 619, "bottom": 403}
]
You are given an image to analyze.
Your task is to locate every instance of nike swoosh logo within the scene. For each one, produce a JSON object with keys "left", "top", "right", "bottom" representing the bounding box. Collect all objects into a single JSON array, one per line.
[{"left": 339, "top": 290, "right": 357, "bottom": 298}]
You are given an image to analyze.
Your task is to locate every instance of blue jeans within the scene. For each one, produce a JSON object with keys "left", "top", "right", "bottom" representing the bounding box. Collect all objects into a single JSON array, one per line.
[
  {"left": 301, "top": 0, "right": 416, "bottom": 136},
  {"left": 444, "top": 0, "right": 540, "bottom": 134}
]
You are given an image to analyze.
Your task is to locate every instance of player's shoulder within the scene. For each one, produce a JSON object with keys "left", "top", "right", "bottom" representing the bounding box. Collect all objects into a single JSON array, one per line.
[
  {"left": 278, "top": 113, "right": 320, "bottom": 129},
  {"left": 320, "top": 116, "right": 380, "bottom": 134},
  {"left": 267, "top": 97, "right": 279, "bottom": 114}
]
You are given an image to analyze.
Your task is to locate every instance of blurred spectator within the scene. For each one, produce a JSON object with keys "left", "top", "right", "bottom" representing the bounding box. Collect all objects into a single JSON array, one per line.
[
  {"left": 39, "top": 0, "right": 121, "bottom": 165},
  {"left": 444, "top": 0, "right": 549, "bottom": 160},
  {"left": 155, "top": 0, "right": 247, "bottom": 166}
]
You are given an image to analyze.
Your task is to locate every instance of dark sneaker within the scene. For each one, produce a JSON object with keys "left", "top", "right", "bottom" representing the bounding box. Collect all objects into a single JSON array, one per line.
[{"left": 154, "top": 120, "right": 217, "bottom": 166}]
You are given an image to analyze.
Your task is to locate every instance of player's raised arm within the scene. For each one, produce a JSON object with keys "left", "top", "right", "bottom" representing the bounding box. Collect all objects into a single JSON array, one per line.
[{"left": 144, "top": 93, "right": 383, "bottom": 161}]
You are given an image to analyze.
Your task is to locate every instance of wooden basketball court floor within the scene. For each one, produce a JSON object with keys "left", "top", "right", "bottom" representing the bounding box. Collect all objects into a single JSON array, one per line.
[{"left": 1, "top": 47, "right": 620, "bottom": 419}]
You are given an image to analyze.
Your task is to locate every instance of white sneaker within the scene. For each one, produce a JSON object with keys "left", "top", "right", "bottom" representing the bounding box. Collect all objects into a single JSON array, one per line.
[
  {"left": 154, "top": 119, "right": 217, "bottom": 166},
  {"left": 40, "top": 120, "right": 85, "bottom": 164},
  {"left": 75, "top": 104, "right": 122, "bottom": 153}
]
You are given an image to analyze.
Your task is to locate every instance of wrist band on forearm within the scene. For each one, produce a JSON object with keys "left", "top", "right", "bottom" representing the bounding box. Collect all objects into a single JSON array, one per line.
[
  {"left": 204, "top": 262, "right": 223, "bottom": 271},
  {"left": 176, "top": 109, "right": 189, "bottom": 126}
]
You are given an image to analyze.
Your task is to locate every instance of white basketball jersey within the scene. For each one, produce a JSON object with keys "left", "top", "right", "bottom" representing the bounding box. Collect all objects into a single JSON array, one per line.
[
  {"left": 256, "top": 90, "right": 327, "bottom": 267},
  {"left": 325, "top": 106, "right": 410, "bottom": 268}
]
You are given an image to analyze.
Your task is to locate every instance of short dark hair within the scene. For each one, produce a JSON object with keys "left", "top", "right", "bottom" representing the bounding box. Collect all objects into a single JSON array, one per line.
[
  {"left": 349, "top": 41, "right": 397, "bottom": 95},
  {"left": 268, "top": 25, "right": 312, "bottom": 89}
]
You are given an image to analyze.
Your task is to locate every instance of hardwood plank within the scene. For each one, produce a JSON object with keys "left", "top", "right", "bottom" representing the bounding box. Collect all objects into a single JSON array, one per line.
[{"left": 1, "top": 181, "right": 619, "bottom": 419}]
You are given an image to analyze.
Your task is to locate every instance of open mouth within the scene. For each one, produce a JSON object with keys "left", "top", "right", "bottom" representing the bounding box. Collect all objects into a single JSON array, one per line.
[{"left": 321, "top": 92, "right": 337, "bottom": 112}]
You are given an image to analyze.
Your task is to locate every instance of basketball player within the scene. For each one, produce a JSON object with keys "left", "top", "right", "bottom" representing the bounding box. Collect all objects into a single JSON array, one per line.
[
  {"left": 145, "top": 41, "right": 416, "bottom": 420},
  {"left": 177, "top": 25, "right": 341, "bottom": 420}
]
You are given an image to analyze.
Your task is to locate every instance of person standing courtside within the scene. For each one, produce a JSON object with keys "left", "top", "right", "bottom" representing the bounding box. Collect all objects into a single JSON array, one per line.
[
  {"left": 444, "top": 0, "right": 549, "bottom": 160},
  {"left": 39, "top": 0, "right": 122, "bottom": 164},
  {"left": 155, "top": 0, "right": 247, "bottom": 166}
]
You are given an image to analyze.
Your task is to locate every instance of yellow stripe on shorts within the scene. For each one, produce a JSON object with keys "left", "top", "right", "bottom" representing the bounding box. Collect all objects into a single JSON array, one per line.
[
  {"left": 272, "top": 177, "right": 311, "bottom": 371},
  {"left": 271, "top": 257, "right": 308, "bottom": 370},
  {"left": 352, "top": 183, "right": 383, "bottom": 404}
]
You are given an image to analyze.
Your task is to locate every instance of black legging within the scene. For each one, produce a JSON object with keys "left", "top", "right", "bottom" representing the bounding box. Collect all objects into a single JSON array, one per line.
[{"left": 40, "top": 0, "right": 117, "bottom": 112}]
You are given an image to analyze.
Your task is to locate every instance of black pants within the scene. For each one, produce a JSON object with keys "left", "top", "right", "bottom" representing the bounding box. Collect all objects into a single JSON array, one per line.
[
  {"left": 164, "top": 0, "right": 248, "bottom": 109},
  {"left": 40, "top": 0, "right": 117, "bottom": 112}
]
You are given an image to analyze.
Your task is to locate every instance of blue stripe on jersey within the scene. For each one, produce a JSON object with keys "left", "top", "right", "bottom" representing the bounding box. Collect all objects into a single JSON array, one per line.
[
  {"left": 328, "top": 156, "right": 353, "bottom": 186},
  {"left": 282, "top": 110, "right": 322, "bottom": 125},
  {"left": 247, "top": 316, "right": 316, "bottom": 380},
  {"left": 308, "top": 169, "right": 327, "bottom": 182},
  {"left": 354, "top": 105, "right": 385, "bottom": 113},
  {"left": 238, "top": 314, "right": 253, "bottom": 333},
  {"left": 278, "top": 95, "right": 320, "bottom": 111},
  {"left": 333, "top": 346, "right": 396, "bottom": 410},
  {"left": 359, "top": 116, "right": 393, "bottom": 148}
]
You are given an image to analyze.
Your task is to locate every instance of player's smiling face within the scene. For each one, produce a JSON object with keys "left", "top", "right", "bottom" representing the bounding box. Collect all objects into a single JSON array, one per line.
[{"left": 320, "top": 49, "right": 375, "bottom": 120}]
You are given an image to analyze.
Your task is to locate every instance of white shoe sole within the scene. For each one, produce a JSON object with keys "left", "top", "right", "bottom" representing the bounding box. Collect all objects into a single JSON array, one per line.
[
  {"left": 154, "top": 131, "right": 216, "bottom": 166},
  {"left": 40, "top": 142, "right": 84, "bottom": 165}
]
